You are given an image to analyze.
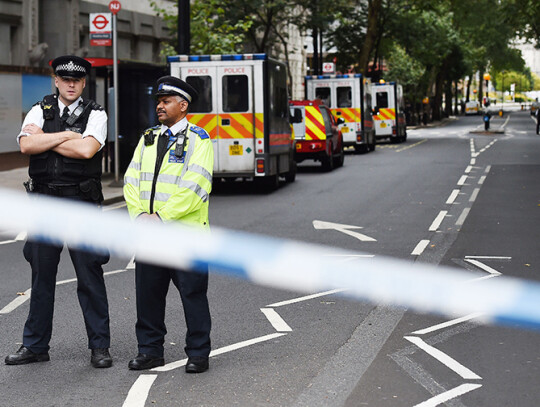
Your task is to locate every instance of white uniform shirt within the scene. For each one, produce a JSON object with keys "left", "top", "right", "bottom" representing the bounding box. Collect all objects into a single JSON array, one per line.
[
  {"left": 160, "top": 117, "right": 188, "bottom": 137},
  {"left": 17, "top": 96, "right": 108, "bottom": 150}
]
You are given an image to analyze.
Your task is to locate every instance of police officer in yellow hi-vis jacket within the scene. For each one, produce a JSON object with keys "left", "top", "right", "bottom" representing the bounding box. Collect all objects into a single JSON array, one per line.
[{"left": 123, "top": 76, "right": 213, "bottom": 373}]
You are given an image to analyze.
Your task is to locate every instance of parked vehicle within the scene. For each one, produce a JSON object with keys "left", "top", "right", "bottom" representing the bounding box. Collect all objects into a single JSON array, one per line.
[
  {"left": 465, "top": 100, "right": 480, "bottom": 115},
  {"left": 371, "top": 81, "right": 407, "bottom": 143},
  {"left": 167, "top": 53, "right": 296, "bottom": 189},
  {"left": 304, "top": 74, "right": 375, "bottom": 153},
  {"left": 530, "top": 100, "right": 539, "bottom": 116},
  {"left": 290, "top": 100, "right": 344, "bottom": 171}
]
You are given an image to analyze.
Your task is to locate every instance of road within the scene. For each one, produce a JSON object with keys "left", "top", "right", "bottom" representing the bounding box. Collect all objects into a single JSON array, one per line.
[{"left": 0, "top": 109, "right": 538, "bottom": 406}]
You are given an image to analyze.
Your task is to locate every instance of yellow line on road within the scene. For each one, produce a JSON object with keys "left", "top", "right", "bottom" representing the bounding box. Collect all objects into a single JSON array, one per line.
[{"left": 396, "top": 139, "right": 427, "bottom": 152}]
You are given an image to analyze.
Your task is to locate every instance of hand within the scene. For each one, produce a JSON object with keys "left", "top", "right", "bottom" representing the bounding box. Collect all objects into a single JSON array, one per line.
[
  {"left": 22, "top": 123, "right": 44, "bottom": 135},
  {"left": 137, "top": 213, "right": 161, "bottom": 222}
]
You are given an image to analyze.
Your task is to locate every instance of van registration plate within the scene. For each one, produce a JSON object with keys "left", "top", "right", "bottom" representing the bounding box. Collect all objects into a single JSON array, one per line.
[{"left": 229, "top": 145, "right": 243, "bottom": 155}]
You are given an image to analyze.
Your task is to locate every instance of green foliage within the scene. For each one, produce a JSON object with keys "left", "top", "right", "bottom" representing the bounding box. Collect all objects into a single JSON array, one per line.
[
  {"left": 385, "top": 44, "right": 424, "bottom": 87},
  {"left": 493, "top": 70, "right": 534, "bottom": 92},
  {"left": 149, "top": 0, "right": 252, "bottom": 56}
]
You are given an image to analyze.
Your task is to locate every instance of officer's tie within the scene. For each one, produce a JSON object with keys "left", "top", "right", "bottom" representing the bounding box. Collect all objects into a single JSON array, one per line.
[{"left": 61, "top": 106, "right": 70, "bottom": 122}]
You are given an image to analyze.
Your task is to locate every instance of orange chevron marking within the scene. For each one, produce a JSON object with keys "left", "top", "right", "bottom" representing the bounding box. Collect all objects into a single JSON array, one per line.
[{"left": 374, "top": 108, "right": 395, "bottom": 121}]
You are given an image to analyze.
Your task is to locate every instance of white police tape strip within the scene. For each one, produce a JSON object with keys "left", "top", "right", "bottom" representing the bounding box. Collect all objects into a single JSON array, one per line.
[{"left": 1, "top": 187, "right": 540, "bottom": 330}]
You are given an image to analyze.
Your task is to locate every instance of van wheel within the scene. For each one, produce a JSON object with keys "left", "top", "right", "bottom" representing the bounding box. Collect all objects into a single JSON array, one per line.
[
  {"left": 284, "top": 161, "right": 297, "bottom": 183},
  {"left": 255, "top": 174, "right": 279, "bottom": 191},
  {"left": 354, "top": 144, "right": 369, "bottom": 154},
  {"left": 322, "top": 153, "right": 334, "bottom": 171},
  {"left": 333, "top": 145, "right": 344, "bottom": 167}
]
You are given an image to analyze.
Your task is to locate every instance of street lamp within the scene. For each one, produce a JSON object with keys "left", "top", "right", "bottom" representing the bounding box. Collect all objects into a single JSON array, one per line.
[
  {"left": 501, "top": 70, "right": 505, "bottom": 105},
  {"left": 483, "top": 73, "right": 491, "bottom": 106}
]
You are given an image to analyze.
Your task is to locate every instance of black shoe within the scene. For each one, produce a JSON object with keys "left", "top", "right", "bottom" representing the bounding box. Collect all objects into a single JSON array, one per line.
[
  {"left": 5, "top": 346, "right": 50, "bottom": 365},
  {"left": 128, "top": 353, "right": 165, "bottom": 370},
  {"left": 91, "top": 348, "right": 113, "bottom": 368},
  {"left": 185, "top": 356, "right": 209, "bottom": 373}
]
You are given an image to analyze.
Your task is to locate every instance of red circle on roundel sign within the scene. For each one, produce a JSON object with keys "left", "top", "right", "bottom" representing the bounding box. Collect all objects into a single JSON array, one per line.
[
  {"left": 109, "top": 0, "right": 121, "bottom": 15},
  {"left": 92, "top": 14, "right": 109, "bottom": 30}
]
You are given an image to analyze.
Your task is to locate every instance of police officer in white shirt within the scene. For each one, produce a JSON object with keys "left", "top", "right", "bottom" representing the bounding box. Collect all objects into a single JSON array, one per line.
[{"left": 5, "top": 55, "right": 113, "bottom": 368}]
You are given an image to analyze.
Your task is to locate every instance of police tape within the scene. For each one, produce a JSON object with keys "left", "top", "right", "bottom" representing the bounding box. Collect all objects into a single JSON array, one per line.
[{"left": 0, "top": 186, "right": 539, "bottom": 330}]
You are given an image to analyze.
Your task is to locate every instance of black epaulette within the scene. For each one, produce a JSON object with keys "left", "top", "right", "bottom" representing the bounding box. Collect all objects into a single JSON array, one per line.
[
  {"left": 40, "top": 94, "right": 57, "bottom": 120},
  {"left": 83, "top": 99, "right": 104, "bottom": 111},
  {"left": 143, "top": 126, "right": 160, "bottom": 146}
]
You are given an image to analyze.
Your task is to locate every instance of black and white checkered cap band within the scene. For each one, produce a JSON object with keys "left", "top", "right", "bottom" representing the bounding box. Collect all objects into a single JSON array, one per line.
[
  {"left": 55, "top": 60, "right": 87, "bottom": 75},
  {"left": 158, "top": 84, "right": 192, "bottom": 102}
]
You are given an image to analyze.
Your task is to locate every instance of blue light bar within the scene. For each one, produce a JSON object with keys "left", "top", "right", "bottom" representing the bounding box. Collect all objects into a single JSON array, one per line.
[{"left": 167, "top": 56, "right": 180, "bottom": 62}]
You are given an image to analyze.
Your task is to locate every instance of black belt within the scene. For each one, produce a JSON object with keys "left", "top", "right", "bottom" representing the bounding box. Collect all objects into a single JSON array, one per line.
[{"left": 33, "top": 183, "right": 80, "bottom": 197}]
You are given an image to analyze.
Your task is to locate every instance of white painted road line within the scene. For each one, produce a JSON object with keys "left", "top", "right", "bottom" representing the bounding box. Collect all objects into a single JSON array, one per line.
[
  {"left": 478, "top": 175, "right": 486, "bottom": 184},
  {"left": 0, "top": 289, "right": 31, "bottom": 314},
  {"left": 457, "top": 175, "right": 468, "bottom": 186},
  {"left": 411, "top": 240, "right": 430, "bottom": 256},
  {"left": 411, "top": 312, "right": 484, "bottom": 335},
  {"left": 469, "top": 187, "right": 480, "bottom": 202},
  {"left": 151, "top": 333, "right": 286, "bottom": 372},
  {"left": 122, "top": 374, "right": 158, "bottom": 407},
  {"left": 413, "top": 383, "right": 482, "bottom": 407},
  {"left": 446, "top": 189, "right": 460, "bottom": 204},
  {"left": 464, "top": 258, "right": 502, "bottom": 276},
  {"left": 465, "top": 256, "right": 511, "bottom": 260},
  {"left": 455, "top": 208, "right": 470, "bottom": 226},
  {"left": 429, "top": 211, "right": 447, "bottom": 232},
  {"left": 313, "top": 220, "right": 377, "bottom": 242},
  {"left": 465, "top": 165, "right": 473, "bottom": 173},
  {"left": 404, "top": 336, "right": 482, "bottom": 380},
  {"left": 267, "top": 289, "right": 347, "bottom": 308},
  {"left": 0, "top": 268, "right": 131, "bottom": 314},
  {"left": 261, "top": 308, "right": 293, "bottom": 332}
]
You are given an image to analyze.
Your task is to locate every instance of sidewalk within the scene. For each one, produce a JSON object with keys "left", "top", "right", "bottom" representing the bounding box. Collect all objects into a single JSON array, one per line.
[{"left": 0, "top": 167, "right": 125, "bottom": 205}]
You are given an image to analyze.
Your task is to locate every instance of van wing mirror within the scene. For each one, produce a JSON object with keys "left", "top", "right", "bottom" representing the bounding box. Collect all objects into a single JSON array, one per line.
[
  {"left": 336, "top": 117, "right": 345, "bottom": 125},
  {"left": 372, "top": 106, "right": 379, "bottom": 115}
]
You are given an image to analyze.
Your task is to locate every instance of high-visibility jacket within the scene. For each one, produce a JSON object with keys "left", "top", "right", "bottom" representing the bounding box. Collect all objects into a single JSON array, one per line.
[{"left": 123, "top": 122, "right": 213, "bottom": 228}]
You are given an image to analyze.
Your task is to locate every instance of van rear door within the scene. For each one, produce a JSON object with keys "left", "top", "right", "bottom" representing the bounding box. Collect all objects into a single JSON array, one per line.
[{"left": 216, "top": 65, "right": 255, "bottom": 173}]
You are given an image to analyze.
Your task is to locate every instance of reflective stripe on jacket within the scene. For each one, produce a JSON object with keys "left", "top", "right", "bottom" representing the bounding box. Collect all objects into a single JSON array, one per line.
[{"left": 123, "top": 123, "right": 213, "bottom": 227}]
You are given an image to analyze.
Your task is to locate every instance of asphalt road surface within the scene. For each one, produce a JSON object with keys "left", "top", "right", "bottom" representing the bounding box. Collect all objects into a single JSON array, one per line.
[{"left": 0, "top": 109, "right": 538, "bottom": 406}]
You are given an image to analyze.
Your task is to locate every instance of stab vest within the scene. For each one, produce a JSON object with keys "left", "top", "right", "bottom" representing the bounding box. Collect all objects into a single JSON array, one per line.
[{"left": 29, "top": 94, "right": 103, "bottom": 184}]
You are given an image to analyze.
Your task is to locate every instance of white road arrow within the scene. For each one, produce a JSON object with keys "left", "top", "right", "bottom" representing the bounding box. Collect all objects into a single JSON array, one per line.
[{"left": 313, "top": 220, "right": 377, "bottom": 242}]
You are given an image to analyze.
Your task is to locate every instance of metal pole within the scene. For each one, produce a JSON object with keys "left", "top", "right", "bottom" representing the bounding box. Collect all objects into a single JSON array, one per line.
[
  {"left": 177, "top": 0, "right": 190, "bottom": 54},
  {"left": 113, "top": 13, "right": 119, "bottom": 183}
]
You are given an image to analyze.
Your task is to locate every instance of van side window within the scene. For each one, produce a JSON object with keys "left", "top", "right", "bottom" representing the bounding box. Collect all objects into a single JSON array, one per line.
[
  {"left": 337, "top": 87, "right": 352, "bottom": 108},
  {"left": 376, "top": 92, "right": 388, "bottom": 108},
  {"left": 223, "top": 75, "right": 248, "bottom": 112},
  {"left": 186, "top": 76, "right": 212, "bottom": 113},
  {"left": 315, "top": 87, "right": 331, "bottom": 107}
]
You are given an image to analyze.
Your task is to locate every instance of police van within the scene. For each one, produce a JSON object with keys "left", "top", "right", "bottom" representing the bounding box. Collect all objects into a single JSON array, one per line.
[
  {"left": 167, "top": 54, "right": 296, "bottom": 188},
  {"left": 304, "top": 74, "right": 375, "bottom": 153},
  {"left": 371, "top": 81, "right": 407, "bottom": 142}
]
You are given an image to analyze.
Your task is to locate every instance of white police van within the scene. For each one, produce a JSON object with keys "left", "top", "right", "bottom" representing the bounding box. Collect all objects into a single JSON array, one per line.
[{"left": 168, "top": 54, "right": 296, "bottom": 188}]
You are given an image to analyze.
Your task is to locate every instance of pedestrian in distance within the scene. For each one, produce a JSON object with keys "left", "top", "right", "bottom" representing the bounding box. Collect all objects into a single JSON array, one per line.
[
  {"left": 5, "top": 55, "right": 113, "bottom": 368},
  {"left": 123, "top": 76, "right": 214, "bottom": 373},
  {"left": 534, "top": 108, "right": 540, "bottom": 134}
]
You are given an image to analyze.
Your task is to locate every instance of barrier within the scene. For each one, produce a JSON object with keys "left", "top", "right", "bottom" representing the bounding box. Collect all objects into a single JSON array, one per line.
[{"left": 1, "top": 187, "right": 540, "bottom": 330}]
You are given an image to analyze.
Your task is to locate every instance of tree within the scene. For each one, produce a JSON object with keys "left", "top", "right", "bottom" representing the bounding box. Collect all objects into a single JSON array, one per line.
[{"left": 150, "top": 0, "right": 252, "bottom": 56}]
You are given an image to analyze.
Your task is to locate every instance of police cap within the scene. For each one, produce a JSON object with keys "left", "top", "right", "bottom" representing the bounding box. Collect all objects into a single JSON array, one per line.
[
  {"left": 51, "top": 55, "right": 91, "bottom": 78},
  {"left": 156, "top": 76, "right": 198, "bottom": 104}
]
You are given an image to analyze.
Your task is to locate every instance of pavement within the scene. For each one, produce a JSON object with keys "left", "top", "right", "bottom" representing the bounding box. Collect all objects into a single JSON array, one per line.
[{"left": 0, "top": 167, "right": 125, "bottom": 205}]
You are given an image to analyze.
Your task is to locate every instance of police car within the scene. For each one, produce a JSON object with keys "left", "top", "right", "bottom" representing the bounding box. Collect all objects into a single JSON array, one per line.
[{"left": 290, "top": 100, "right": 344, "bottom": 171}]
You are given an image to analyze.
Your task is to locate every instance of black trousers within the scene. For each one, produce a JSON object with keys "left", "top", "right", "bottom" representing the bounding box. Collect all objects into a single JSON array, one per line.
[
  {"left": 135, "top": 262, "right": 211, "bottom": 358},
  {"left": 22, "top": 240, "right": 110, "bottom": 353}
]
